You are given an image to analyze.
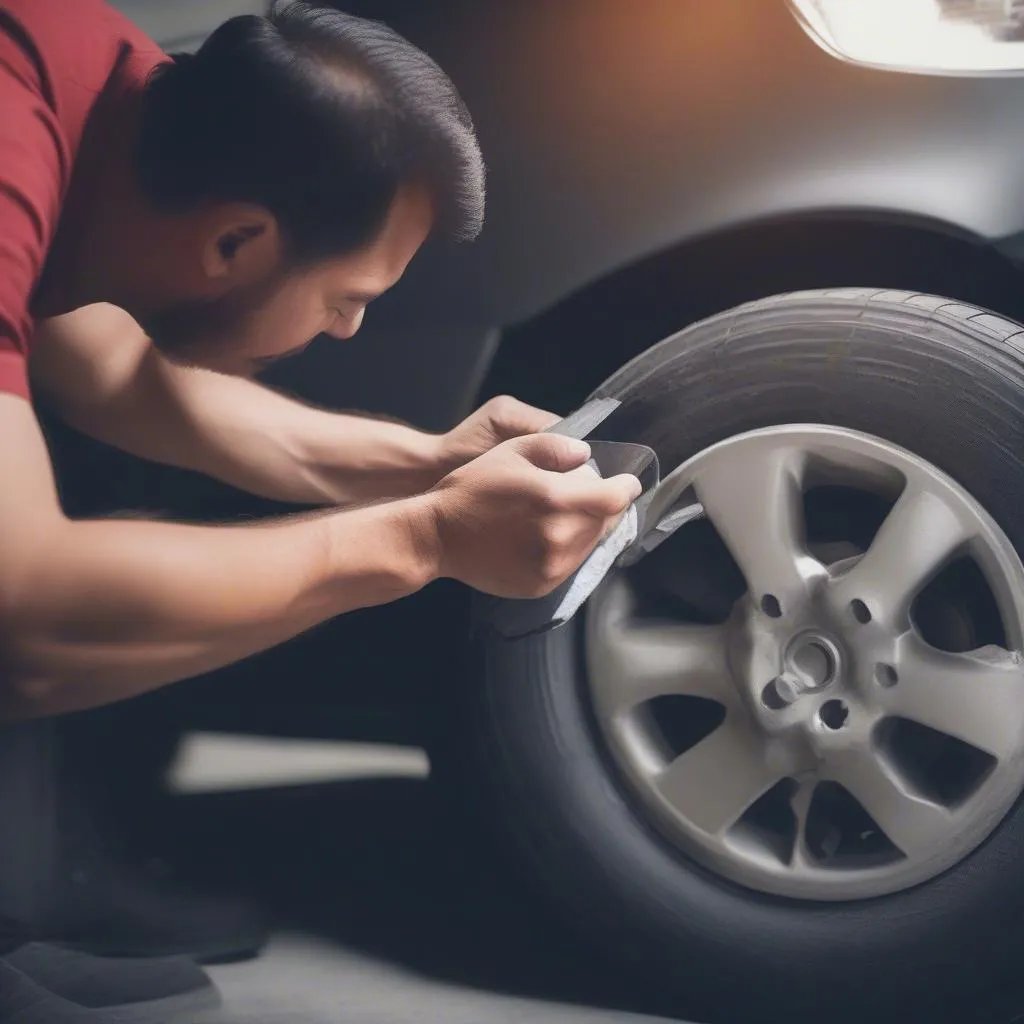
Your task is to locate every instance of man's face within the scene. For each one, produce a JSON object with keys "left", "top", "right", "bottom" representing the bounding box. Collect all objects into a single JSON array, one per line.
[{"left": 143, "top": 184, "right": 434, "bottom": 376}]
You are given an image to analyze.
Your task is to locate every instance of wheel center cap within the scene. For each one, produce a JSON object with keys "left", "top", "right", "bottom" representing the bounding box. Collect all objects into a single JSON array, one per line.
[
  {"left": 756, "top": 632, "right": 843, "bottom": 710},
  {"left": 787, "top": 636, "right": 836, "bottom": 689}
]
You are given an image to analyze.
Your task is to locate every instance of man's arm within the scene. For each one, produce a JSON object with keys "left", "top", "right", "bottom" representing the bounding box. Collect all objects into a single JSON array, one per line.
[
  {"left": 0, "top": 392, "right": 640, "bottom": 723},
  {"left": 0, "top": 392, "right": 439, "bottom": 721},
  {"left": 30, "top": 303, "right": 448, "bottom": 505}
]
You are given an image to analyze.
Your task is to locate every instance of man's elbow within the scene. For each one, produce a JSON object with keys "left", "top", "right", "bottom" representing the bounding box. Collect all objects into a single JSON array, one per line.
[{"left": 30, "top": 304, "right": 153, "bottom": 447}]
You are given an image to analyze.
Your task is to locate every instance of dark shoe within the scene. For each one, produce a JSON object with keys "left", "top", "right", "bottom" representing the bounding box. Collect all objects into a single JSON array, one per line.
[
  {"left": 3, "top": 943, "right": 219, "bottom": 1013},
  {"left": 0, "top": 960, "right": 205, "bottom": 1023},
  {"left": 38, "top": 872, "right": 268, "bottom": 964}
]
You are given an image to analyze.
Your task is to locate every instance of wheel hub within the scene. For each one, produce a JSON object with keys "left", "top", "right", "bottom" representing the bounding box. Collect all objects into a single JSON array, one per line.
[
  {"left": 766, "top": 632, "right": 842, "bottom": 707},
  {"left": 787, "top": 634, "right": 838, "bottom": 690}
]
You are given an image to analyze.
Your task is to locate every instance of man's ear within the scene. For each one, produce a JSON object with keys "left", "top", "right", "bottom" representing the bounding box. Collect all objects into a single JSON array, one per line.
[{"left": 201, "top": 204, "right": 281, "bottom": 285}]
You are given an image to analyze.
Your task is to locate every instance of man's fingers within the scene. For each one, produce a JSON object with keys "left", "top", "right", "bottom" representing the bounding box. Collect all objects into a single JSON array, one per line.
[
  {"left": 486, "top": 395, "right": 561, "bottom": 436},
  {"left": 553, "top": 471, "right": 643, "bottom": 518},
  {"left": 512, "top": 432, "right": 592, "bottom": 472},
  {"left": 559, "top": 463, "right": 603, "bottom": 484},
  {"left": 509, "top": 437, "right": 643, "bottom": 513}
]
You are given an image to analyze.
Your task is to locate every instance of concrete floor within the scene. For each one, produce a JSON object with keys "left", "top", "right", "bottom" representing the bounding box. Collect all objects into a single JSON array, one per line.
[
  {"left": 209, "top": 933, "right": 684, "bottom": 1024},
  {"left": 164, "top": 733, "right": 708, "bottom": 1024}
]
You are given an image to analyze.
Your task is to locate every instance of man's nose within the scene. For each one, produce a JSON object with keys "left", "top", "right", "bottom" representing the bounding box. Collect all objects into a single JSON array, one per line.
[
  {"left": 342, "top": 303, "right": 366, "bottom": 335},
  {"left": 335, "top": 308, "right": 365, "bottom": 339}
]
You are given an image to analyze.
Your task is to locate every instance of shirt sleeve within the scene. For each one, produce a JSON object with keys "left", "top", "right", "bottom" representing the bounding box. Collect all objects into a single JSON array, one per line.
[{"left": 0, "top": 14, "right": 68, "bottom": 401}]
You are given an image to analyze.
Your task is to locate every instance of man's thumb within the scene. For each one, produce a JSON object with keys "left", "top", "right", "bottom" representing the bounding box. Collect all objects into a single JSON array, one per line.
[{"left": 511, "top": 433, "right": 592, "bottom": 472}]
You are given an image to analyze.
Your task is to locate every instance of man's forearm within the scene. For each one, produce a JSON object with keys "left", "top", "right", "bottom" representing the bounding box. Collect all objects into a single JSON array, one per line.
[
  {"left": 31, "top": 304, "right": 447, "bottom": 506},
  {"left": 72, "top": 352, "right": 444, "bottom": 506},
  {"left": 180, "top": 372, "right": 446, "bottom": 505},
  {"left": 0, "top": 496, "right": 438, "bottom": 720}
]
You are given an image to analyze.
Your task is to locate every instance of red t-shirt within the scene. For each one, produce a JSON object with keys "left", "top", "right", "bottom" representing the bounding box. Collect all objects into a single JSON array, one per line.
[{"left": 0, "top": 0, "right": 164, "bottom": 401}]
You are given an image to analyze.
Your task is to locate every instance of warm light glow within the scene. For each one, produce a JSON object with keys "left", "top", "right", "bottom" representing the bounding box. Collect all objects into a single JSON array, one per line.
[{"left": 789, "top": 0, "right": 1024, "bottom": 75}]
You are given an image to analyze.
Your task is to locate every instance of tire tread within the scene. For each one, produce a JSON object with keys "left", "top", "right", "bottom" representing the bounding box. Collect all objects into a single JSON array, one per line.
[{"left": 729, "top": 287, "right": 1024, "bottom": 352}]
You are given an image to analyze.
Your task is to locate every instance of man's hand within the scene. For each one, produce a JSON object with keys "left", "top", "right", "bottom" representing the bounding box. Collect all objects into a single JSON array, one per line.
[
  {"left": 422, "top": 432, "right": 642, "bottom": 598},
  {"left": 434, "top": 396, "right": 561, "bottom": 475}
]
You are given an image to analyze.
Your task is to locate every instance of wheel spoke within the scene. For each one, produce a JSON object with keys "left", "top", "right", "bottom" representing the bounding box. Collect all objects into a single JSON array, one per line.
[
  {"left": 655, "top": 718, "right": 778, "bottom": 836},
  {"left": 830, "top": 483, "right": 975, "bottom": 628},
  {"left": 788, "top": 777, "right": 817, "bottom": 869},
  {"left": 887, "top": 634, "right": 1024, "bottom": 758},
  {"left": 692, "top": 444, "right": 821, "bottom": 611},
  {"left": 588, "top": 578, "right": 734, "bottom": 720},
  {"left": 827, "top": 746, "right": 953, "bottom": 859}
]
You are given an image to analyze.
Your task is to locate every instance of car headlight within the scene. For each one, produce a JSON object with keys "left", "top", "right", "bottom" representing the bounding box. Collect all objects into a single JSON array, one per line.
[{"left": 788, "top": 0, "right": 1024, "bottom": 75}]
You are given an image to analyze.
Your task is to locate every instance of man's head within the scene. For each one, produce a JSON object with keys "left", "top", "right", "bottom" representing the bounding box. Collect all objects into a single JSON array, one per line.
[{"left": 130, "top": 1, "right": 484, "bottom": 375}]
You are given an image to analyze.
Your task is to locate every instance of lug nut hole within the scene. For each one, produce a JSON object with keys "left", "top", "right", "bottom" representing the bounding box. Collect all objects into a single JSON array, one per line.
[
  {"left": 761, "top": 679, "right": 789, "bottom": 710},
  {"left": 850, "top": 599, "right": 872, "bottom": 625},
  {"left": 761, "top": 594, "right": 782, "bottom": 618},
  {"left": 875, "top": 663, "right": 898, "bottom": 688},
  {"left": 819, "top": 699, "right": 849, "bottom": 731}
]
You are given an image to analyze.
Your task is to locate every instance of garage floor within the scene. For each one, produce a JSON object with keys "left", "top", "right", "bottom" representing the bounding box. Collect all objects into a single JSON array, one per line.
[
  {"left": 162, "top": 735, "right": 708, "bottom": 1024},
  {"left": 208, "top": 933, "right": 682, "bottom": 1024}
]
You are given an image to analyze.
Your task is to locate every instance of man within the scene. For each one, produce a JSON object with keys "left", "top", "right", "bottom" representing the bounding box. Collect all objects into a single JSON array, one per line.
[{"left": 0, "top": 0, "right": 642, "bottom": 1019}]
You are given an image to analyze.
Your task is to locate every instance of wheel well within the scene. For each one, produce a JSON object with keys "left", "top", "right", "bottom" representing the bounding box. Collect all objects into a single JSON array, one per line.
[{"left": 477, "top": 215, "right": 1024, "bottom": 413}]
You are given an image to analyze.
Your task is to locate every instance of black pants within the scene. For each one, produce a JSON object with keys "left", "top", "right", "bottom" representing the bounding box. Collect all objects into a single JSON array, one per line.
[{"left": 0, "top": 720, "right": 57, "bottom": 936}]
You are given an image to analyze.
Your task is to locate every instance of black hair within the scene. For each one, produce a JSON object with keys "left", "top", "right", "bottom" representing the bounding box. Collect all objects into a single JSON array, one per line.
[{"left": 136, "top": 1, "right": 485, "bottom": 263}]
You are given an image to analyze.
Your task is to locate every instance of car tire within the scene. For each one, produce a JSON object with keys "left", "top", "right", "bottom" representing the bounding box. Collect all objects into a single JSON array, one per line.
[{"left": 457, "top": 289, "right": 1024, "bottom": 1022}]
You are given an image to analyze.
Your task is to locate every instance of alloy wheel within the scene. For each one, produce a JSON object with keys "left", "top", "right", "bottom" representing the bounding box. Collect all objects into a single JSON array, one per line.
[{"left": 586, "top": 425, "right": 1024, "bottom": 900}]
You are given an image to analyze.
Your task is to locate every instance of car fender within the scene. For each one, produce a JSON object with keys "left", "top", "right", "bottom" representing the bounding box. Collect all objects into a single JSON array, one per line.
[{"left": 367, "top": 0, "right": 1024, "bottom": 323}]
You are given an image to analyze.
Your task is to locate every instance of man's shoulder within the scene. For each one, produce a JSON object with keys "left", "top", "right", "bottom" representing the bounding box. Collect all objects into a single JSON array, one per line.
[
  {"left": 0, "top": 0, "right": 164, "bottom": 100},
  {"left": 1, "top": 0, "right": 158, "bottom": 45}
]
